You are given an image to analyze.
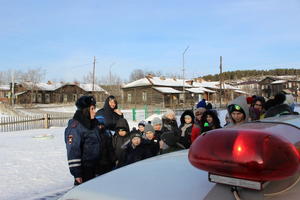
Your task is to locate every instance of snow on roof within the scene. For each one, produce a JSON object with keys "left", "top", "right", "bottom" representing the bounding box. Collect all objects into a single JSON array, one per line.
[
  {"left": 192, "top": 81, "right": 238, "bottom": 90},
  {"left": 78, "top": 83, "right": 107, "bottom": 93},
  {"left": 185, "top": 88, "right": 204, "bottom": 94},
  {"left": 123, "top": 78, "right": 151, "bottom": 88},
  {"left": 271, "top": 80, "right": 287, "bottom": 84},
  {"left": 123, "top": 76, "right": 192, "bottom": 88},
  {"left": 0, "top": 85, "right": 10, "bottom": 90},
  {"left": 36, "top": 82, "right": 63, "bottom": 91},
  {"left": 23, "top": 82, "right": 63, "bottom": 91},
  {"left": 234, "top": 90, "right": 248, "bottom": 94},
  {"left": 153, "top": 87, "right": 182, "bottom": 94}
]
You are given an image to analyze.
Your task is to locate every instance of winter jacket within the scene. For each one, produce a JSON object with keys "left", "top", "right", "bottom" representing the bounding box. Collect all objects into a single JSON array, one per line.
[
  {"left": 96, "top": 96, "right": 123, "bottom": 131},
  {"left": 112, "top": 118, "right": 131, "bottom": 164},
  {"left": 264, "top": 104, "right": 293, "bottom": 118},
  {"left": 96, "top": 128, "right": 116, "bottom": 175},
  {"left": 118, "top": 142, "right": 151, "bottom": 167},
  {"left": 143, "top": 138, "right": 160, "bottom": 157},
  {"left": 65, "top": 119, "right": 101, "bottom": 181},
  {"left": 178, "top": 110, "right": 195, "bottom": 148}
]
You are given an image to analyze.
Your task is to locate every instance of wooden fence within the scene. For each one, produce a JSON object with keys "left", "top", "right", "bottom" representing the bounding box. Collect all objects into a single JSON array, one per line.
[{"left": 0, "top": 113, "right": 73, "bottom": 132}]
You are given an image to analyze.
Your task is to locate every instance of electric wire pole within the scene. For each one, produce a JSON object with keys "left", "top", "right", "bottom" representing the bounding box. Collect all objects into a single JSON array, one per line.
[
  {"left": 219, "top": 56, "right": 223, "bottom": 108},
  {"left": 182, "top": 46, "right": 189, "bottom": 107}
]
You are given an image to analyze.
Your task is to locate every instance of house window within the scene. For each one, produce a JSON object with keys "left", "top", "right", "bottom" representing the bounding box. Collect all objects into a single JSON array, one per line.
[
  {"left": 289, "top": 82, "right": 292, "bottom": 88},
  {"left": 31, "top": 93, "right": 36, "bottom": 102},
  {"left": 37, "top": 93, "right": 42, "bottom": 103},
  {"left": 127, "top": 93, "right": 132, "bottom": 103},
  {"left": 63, "top": 94, "right": 68, "bottom": 103},
  {"left": 45, "top": 94, "right": 50, "bottom": 104},
  {"left": 142, "top": 92, "right": 147, "bottom": 102},
  {"left": 179, "top": 93, "right": 184, "bottom": 100},
  {"left": 73, "top": 94, "right": 77, "bottom": 101}
]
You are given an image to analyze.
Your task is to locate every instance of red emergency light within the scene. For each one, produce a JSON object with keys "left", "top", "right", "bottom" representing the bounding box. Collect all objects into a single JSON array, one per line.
[{"left": 188, "top": 122, "right": 300, "bottom": 183}]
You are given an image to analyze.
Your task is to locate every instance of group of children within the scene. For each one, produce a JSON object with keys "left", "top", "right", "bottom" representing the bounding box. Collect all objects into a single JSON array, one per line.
[{"left": 98, "top": 104, "right": 224, "bottom": 171}]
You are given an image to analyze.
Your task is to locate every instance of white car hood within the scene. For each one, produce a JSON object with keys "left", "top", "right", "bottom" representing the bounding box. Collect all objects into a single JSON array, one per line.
[{"left": 60, "top": 150, "right": 215, "bottom": 200}]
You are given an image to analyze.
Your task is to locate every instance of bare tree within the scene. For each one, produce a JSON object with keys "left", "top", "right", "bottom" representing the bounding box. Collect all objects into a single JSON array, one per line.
[
  {"left": 129, "top": 69, "right": 145, "bottom": 82},
  {"left": 19, "top": 68, "right": 46, "bottom": 104},
  {"left": 82, "top": 71, "right": 98, "bottom": 84}
]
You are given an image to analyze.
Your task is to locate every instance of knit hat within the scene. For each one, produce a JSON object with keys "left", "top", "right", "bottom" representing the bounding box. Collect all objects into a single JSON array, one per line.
[
  {"left": 164, "top": 109, "right": 175, "bottom": 118},
  {"left": 138, "top": 120, "right": 146, "bottom": 127},
  {"left": 130, "top": 132, "right": 142, "bottom": 140},
  {"left": 95, "top": 115, "right": 105, "bottom": 125},
  {"left": 228, "top": 104, "right": 245, "bottom": 116},
  {"left": 152, "top": 117, "right": 162, "bottom": 126},
  {"left": 75, "top": 96, "right": 96, "bottom": 110},
  {"left": 144, "top": 124, "right": 155, "bottom": 134}
]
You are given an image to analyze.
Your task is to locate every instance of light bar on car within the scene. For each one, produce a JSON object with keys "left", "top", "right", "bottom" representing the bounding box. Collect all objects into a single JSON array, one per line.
[{"left": 188, "top": 122, "right": 300, "bottom": 188}]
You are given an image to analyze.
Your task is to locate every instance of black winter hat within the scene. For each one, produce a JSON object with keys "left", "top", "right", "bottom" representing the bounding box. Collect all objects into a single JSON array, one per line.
[{"left": 76, "top": 96, "right": 96, "bottom": 110}]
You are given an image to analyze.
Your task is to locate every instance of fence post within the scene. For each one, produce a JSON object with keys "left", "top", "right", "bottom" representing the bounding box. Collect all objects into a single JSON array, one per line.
[
  {"left": 155, "top": 108, "right": 161, "bottom": 115},
  {"left": 132, "top": 108, "right": 136, "bottom": 121},
  {"left": 144, "top": 105, "right": 148, "bottom": 119},
  {"left": 44, "top": 114, "right": 49, "bottom": 129}
]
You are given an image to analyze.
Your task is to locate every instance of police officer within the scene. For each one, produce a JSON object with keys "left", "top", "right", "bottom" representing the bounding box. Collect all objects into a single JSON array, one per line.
[{"left": 65, "top": 95, "right": 101, "bottom": 185}]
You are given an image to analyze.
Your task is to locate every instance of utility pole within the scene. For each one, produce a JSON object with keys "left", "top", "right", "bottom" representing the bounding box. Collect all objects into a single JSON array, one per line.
[
  {"left": 92, "top": 56, "right": 96, "bottom": 91},
  {"left": 219, "top": 56, "right": 223, "bottom": 108},
  {"left": 11, "top": 70, "right": 15, "bottom": 107},
  {"left": 182, "top": 46, "right": 189, "bottom": 108}
]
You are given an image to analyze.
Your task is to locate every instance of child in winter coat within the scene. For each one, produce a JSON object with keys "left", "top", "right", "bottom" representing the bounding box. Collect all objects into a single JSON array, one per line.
[
  {"left": 119, "top": 132, "right": 151, "bottom": 167},
  {"left": 200, "top": 110, "right": 221, "bottom": 134},
  {"left": 143, "top": 124, "right": 160, "bottom": 157},
  {"left": 178, "top": 110, "right": 195, "bottom": 148},
  {"left": 191, "top": 108, "right": 206, "bottom": 143},
  {"left": 112, "top": 118, "right": 131, "bottom": 168},
  {"left": 137, "top": 120, "right": 146, "bottom": 137}
]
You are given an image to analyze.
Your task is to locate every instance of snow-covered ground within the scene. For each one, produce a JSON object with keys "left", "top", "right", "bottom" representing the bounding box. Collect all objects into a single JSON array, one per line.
[{"left": 1, "top": 107, "right": 299, "bottom": 200}]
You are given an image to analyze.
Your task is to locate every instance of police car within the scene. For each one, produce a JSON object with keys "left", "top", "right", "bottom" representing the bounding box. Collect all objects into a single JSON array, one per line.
[{"left": 59, "top": 115, "right": 300, "bottom": 200}]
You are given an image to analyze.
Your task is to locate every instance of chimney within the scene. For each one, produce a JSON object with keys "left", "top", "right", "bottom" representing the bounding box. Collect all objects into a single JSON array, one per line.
[
  {"left": 47, "top": 80, "right": 53, "bottom": 85},
  {"left": 160, "top": 76, "right": 166, "bottom": 80},
  {"left": 146, "top": 74, "right": 154, "bottom": 79}
]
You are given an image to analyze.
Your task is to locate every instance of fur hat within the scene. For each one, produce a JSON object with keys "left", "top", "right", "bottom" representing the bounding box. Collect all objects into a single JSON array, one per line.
[
  {"left": 75, "top": 96, "right": 96, "bottom": 110},
  {"left": 164, "top": 109, "right": 175, "bottom": 118}
]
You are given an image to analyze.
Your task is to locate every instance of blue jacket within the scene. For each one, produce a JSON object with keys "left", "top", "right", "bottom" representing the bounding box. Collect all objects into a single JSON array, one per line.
[{"left": 65, "top": 119, "right": 101, "bottom": 178}]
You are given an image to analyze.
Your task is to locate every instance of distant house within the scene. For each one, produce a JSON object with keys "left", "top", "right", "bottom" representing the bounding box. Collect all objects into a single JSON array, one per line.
[
  {"left": 122, "top": 76, "right": 244, "bottom": 108},
  {"left": 12, "top": 82, "right": 108, "bottom": 104},
  {"left": 0, "top": 85, "right": 10, "bottom": 103},
  {"left": 122, "top": 76, "right": 193, "bottom": 108},
  {"left": 259, "top": 76, "right": 300, "bottom": 98},
  {"left": 231, "top": 80, "right": 260, "bottom": 96}
]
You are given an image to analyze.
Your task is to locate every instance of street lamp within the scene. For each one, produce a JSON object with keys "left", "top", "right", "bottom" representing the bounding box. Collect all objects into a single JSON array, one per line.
[
  {"left": 109, "top": 62, "right": 116, "bottom": 84},
  {"left": 182, "top": 46, "right": 189, "bottom": 107}
]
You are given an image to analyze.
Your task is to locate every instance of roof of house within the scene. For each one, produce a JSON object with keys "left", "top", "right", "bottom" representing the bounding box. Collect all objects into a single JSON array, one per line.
[
  {"left": 78, "top": 83, "right": 108, "bottom": 93},
  {"left": 271, "top": 80, "right": 288, "bottom": 84},
  {"left": 123, "top": 77, "right": 192, "bottom": 88},
  {"left": 153, "top": 87, "right": 182, "bottom": 94},
  {"left": 20, "top": 82, "right": 108, "bottom": 93},
  {"left": 0, "top": 85, "right": 10, "bottom": 91}
]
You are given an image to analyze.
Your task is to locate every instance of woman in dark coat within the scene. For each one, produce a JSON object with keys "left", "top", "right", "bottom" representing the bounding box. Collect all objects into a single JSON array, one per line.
[{"left": 96, "top": 96, "right": 123, "bottom": 132}]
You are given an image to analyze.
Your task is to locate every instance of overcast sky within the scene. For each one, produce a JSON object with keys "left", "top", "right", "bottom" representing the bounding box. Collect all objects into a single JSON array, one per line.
[{"left": 0, "top": 0, "right": 300, "bottom": 82}]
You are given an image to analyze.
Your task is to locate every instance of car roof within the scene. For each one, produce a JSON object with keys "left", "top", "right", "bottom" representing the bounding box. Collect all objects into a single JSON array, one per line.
[{"left": 60, "top": 150, "right": 215, "bottom": 200}]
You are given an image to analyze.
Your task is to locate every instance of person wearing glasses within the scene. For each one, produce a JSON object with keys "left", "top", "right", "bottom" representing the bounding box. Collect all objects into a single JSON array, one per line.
[{"left": 226, "top": 96, "right": 249, "bottom": 127}]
